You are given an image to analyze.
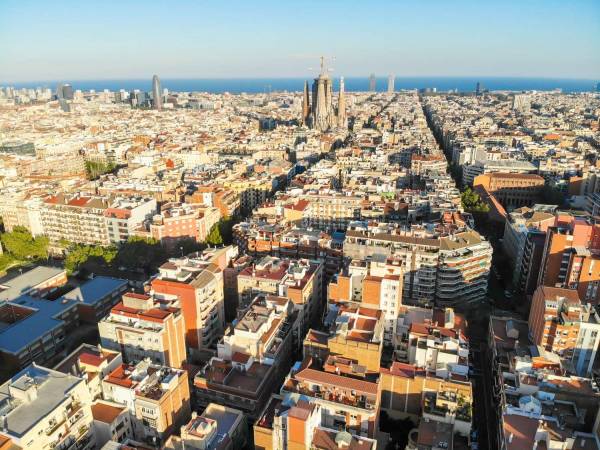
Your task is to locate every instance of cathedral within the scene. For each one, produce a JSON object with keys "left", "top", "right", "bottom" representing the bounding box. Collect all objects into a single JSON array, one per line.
[{"left": 302, "top": 58, "right": 346, "bottom": 131}]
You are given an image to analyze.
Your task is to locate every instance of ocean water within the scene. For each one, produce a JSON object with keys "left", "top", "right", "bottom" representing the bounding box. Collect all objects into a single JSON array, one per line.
[{"left": 3, "top": 77, "right": 598, "bottom": 94}]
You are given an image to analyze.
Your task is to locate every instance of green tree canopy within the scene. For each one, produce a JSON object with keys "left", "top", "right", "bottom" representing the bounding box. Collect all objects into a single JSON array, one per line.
[
  {"left": 85, "top": 160, "right": 116, "bottom": 180},
  {"left": 205, "top": 223, "right": 224, "bottom": 246},
  {"left": 461, "top": 187, "right": 490, "bottom": 213},
  {"left": 64, "top": 243, "right": 117, "bottom": 274},
  {"left": 0, "top": 226, "right": 48, "bottom": 260},
  {"left": 115, "top": 236, "right": 166, "bottom": 272}
]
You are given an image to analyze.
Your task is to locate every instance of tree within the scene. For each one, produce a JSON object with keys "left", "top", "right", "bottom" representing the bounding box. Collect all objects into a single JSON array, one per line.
[
  {"left": 540, "top": 184, "right": 566, "bottom": 207},
  {"left": 461, "top": 187, "right": 490, "bottom": 213},
  {"left": 0, "top": 226, "right": 48, "bottom": 260},
  {"left": 85, "top": 160, "right": 116, "bottom": 180},
  {"left": 115, "top": 236, "right": 166, "bottom": 273},
  {"left": 205, "top": 223, "right": 224, "bottom": 246},
  {"left": 64, "top": 244, "right": 117, "bottom": 274}
]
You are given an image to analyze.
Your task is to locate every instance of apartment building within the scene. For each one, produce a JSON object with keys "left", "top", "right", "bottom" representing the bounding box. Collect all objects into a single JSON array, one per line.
[
  {"left": 328, "top": 257, "right": 403, "bottom": 344},
  {"left": 193, "top": 295, "right": 298, "bottom": 420},
  {"left": 254, "top": 393, "right": 377, "bottom": 450},
  {"left": 101, "top": 359, "right": 190, "bottom": 445},
  {"left": 538, "top": 214, "right": 600, "bottom": 305},
  {"left": 139, "top": 202, "right": 220, "bottom": 250},
  {"left": 186, "top": 186, "right": 240, "bottom": 217},
  {"left": 232, "top": 221, "right": 344, "bottom": 279},
  {"left": 41, "top": 193, "right": 111, "bottom": 246},
  {"left": 502, "top": 205, "right": 555, "bottom": 292},
  {"left": 344, "top": 224, "right": 492, "bottom": 306},
  {"left": 104, "top": 196, "right": 157, "bottom": 244},
  {"left": 0, "top": 364, "right": 95, "bottom": 449},
  {"left": 304, "top": 304, "right": 384, "bottom": 375},
  {"left": 54, "top": 343, "right": 123, "bottom": 400},
  {"left": 473, "top": 172, "right": 545, "bottom": 210},
  {"left": 41, "top": 193, "right": 156, "bottom": 246},
  {"left": 236, "top": 256, "right": 324, "bottom": 334},
  {"left": 528, "top": 286, "right": 600, "bottom": 376},
  {"left": 405, "top": 314, "right": 469, "bottom": 381},
  {"left": 489, "top": 315, "right": 600, "bottom": 450},
  {"left": 98, "top": 292, "right": 186, "bottom": 368},
  {"left": 279, "top": 357, "right": 380, "bottom": 439},
  {"left": 164, "top": 404, "right": 247, "bottom": 450},
  {"left": 379, "top": 362, "right": 472, "bottom": 434},
  {"left": 91, "top": 400, "right": 135, "bottom": 447},
  {"left": 151, "top": 254, "right": 227, "bottom": 352}
]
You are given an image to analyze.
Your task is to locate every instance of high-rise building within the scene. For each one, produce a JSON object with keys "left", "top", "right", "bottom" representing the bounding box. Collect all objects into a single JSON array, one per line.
[
  {"left": 369, "top": 73, "right": 376, "bottom": 92},
  {"left": 311, "top": 57, "right": 335, "bottom": 131},
  {"left": 388, "top": 74, "right": 395, "bottom": 93},
  {"left": 475, "top": 81, "right": 482, "bottom": 96},
  {"left": 337, "top": 76, "right": 347, "bottom": 129},
  {"left": 152, "top": 74, "right": 162, "bottom": 110}
]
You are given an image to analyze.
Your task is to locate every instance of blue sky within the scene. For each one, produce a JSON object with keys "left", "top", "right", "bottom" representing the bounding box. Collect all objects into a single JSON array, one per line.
[{"left": 1, "top": 0, "right": 599, "bottom": 82}]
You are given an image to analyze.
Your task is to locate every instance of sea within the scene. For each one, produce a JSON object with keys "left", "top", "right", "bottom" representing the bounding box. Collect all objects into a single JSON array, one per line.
[{"left": 3, "top": 77, "right": 598, "bottom": 94}]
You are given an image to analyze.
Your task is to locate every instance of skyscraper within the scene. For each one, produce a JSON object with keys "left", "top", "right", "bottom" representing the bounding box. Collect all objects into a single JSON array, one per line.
[
  {"left": 152, "top": 74, "right": 162, "bottom": 110},
  {"left": 311, "top": 57, "right": 335, "bottom": 131},
  {"left": 387, "top": 74, "right": 395, "bottom": 94},
  {"left": 337, "top": 76, "right": 347, "bottom": 129},
  {"left": 369, "top": 73, "right": 376, "bottom": 92}
]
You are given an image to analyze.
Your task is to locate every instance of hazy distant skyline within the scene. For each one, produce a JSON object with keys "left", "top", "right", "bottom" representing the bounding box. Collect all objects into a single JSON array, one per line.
[{"left": 1, "top": 0, "right": 599, "bottom": 82}]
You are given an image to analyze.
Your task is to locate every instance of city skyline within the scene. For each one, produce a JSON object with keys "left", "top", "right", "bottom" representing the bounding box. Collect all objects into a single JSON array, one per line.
[{"left": 1, "top": 0, "right": 599, "bottom": 82}]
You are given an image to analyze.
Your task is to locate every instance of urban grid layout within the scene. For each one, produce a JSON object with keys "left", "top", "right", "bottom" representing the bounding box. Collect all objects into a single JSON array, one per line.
[{"left": 1, "top": 48, "right": 600, "bottom": 450}]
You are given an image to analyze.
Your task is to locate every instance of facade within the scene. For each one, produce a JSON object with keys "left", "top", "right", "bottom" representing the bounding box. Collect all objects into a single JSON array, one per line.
[
  {"left": 101, "top": 359, "right": 191, "bottom": 444},
  {"left": 473, "top": 172, "right": 545, "bottom": 210},
  {"left": 0, "top": 364, "right": 95, "bottom": 449},
  {"left": 538, "top": 215, "right": 600, "bottom": 305},
  {"left": 143, "top": 202, "right": 220, "bottom": 249},
  {"left": 528, "top": 286, "right": 600, "bottom": 376},
  {"left": 151, "top": 252, "right": 229, "bottom": 352},
  {"left": 344, "top": 226, "right": 492, "bottom": 306},
  {"left": 98, "top": 292, "right": 187, "bottom": 368}
]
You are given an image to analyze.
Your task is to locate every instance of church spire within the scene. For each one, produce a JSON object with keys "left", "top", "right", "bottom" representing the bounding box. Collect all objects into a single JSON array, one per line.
[{"left": 302, "top": 80, "right": 311, "bottom": 126}]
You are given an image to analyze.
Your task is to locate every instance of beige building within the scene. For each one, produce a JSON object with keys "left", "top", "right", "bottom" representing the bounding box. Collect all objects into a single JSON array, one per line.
[
  {"left": 0, "top": 364, "right": 95, "bottom": 449},
  {"left": 98, "top": 292, "right": 187, "bottom": 368},
  {"left": 102, "top": 359, "right": 191, "bottom": 444}
]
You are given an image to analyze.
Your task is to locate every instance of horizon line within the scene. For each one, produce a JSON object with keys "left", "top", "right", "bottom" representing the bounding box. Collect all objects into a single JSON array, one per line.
[{"left": 2, "top": 75, "right": 599, "bottom": 85}]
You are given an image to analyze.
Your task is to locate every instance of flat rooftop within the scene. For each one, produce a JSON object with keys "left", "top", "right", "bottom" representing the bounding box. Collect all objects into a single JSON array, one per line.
[
  {"left": 0, "top": 365, "right": 83, "bottom": 438},
  {"left": 60, "top": 276, "right": 127, "bottom": 306},
  {"left": 0, "top": 266, "right": 65, "bottom": 302}
]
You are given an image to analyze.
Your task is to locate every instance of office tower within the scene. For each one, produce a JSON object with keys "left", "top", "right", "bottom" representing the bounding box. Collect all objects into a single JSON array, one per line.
[
  {"left": 475, "top": 81, "right": 481, "bottom": 96},
  {"left": 62, "top": 84, "right": 73, "bottom": 99},
  {"left": 388, "top": 74, "right": 395, "bottom": 93},
  {"left": 152, "top": 74, "right": 162, "bottom": 110},
  {"left": 311, "top": 57, "right": 335, "bottom": 131},
  {"left": 337, "top": 76, "right": 347, "bottom": 129},
  {"left": 596, "top": 82, "right": 600, "bottom": 92},
  {"left": 55, "top": 83, "right": 73, "bottom": 100},
  {"left": 301, "top": 80, "right": 311, "bottom": 126},
  {"left": 369, "top": 73, "right": 376, "bottom": 92}
]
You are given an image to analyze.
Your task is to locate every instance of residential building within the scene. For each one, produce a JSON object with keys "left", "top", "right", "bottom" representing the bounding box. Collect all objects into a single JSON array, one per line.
[
  {"left": 151, "top": 252, "right": 228, "bottom": 353},
  {"left": 163, "top": 404, "right": 247, "bottom": 450},
  {"left": 193, "top": 295, "right": 298, "bottom": 420},
  {"left": 101, "top": 359, "right": 191, "bottom": 445},
  {"left": 0, "top": 364, "right": 95, "bottom": 449},
  {"left": 98, "top": 292, "right": 186, "bottom": 368},
  {"left": 528, "top": 286, "right": 600, "bottom": 376}
]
